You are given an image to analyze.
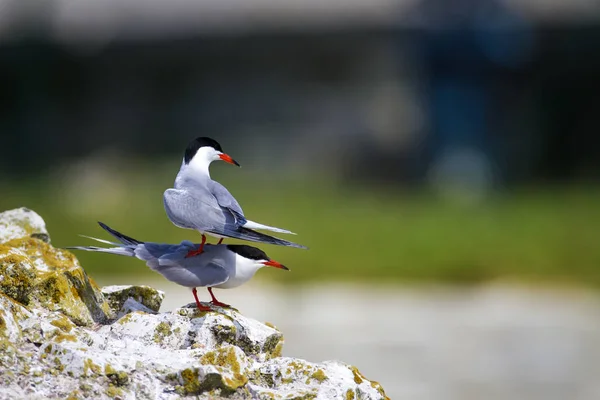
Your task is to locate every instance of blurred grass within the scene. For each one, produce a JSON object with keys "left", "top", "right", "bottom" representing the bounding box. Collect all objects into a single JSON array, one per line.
[{"left": 2, "top": 160, "right": 600, "bottom": 288}]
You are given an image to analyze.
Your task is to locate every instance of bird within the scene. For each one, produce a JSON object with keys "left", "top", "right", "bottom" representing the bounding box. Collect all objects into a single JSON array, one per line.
[
  {"left": 66, "top": 222, "right": 289, "bottom": 311},
  {"left": 163, "top": 136, "right": 307, "bottom": 257}
]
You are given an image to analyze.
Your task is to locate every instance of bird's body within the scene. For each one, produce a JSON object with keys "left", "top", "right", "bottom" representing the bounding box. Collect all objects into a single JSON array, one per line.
[
  {"left": 68, "top": 222, "right": 288, "bottom": 310},
  {"left": 163, "top": 137, "right": 307, "bottom": 252}
]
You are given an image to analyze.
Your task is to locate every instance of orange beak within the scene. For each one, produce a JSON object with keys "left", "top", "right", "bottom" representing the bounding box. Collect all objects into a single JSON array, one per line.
[
  {"left": 218, "top": 153, "right": 240, "bottom": 167},
  {"left": 262, "top": 260, "right": 289, "bottom": 270}
]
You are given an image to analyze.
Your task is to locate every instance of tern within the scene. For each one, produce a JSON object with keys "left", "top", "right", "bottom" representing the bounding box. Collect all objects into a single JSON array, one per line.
[
  {"left": 163, "top": 137, "right": 307, "bottom": 257},
  {"left": 67, "top": 222, "right": 289, "bottom": 311}
]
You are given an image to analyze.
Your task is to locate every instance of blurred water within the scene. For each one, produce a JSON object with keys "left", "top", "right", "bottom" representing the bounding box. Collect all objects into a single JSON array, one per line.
[{"left": 95, "top": 279, "right": 600, "bottom": 400}]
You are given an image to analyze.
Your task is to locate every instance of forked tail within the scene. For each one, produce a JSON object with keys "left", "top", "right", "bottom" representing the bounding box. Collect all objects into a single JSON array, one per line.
[
  {"left": 65, "top": 222, "right": 143, "bottom": 257},
  {"left": 242, "top": 220, "right": 296, "bottom": 235},
  {"left": 65, "top": 244, "right": 136, "bottom": 257}
]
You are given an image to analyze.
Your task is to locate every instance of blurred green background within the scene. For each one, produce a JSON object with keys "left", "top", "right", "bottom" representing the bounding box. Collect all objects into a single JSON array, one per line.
[
  {"left": 2, "top": 162, "right": 599, "bottom": 287},
  {"left": 0, "top": 0, "right": 599, "bottom": 289}
]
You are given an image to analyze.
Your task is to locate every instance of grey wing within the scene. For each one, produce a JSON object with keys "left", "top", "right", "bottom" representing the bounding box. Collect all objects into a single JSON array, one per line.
[
  {"left": 135, "top": 242, "right": 189, "bottom": 261},
  {"left": 205, "top": 226, "right": 308, "bottom": 249},
  {"left": 207, "top": 180, "right": 246, "bottom": 224},
  {"left": 156, "top": 260, "right": 230, "bottom": 288},
  {"left": 136, "top": 242, "right": 229, "bottom": 287},
  {"left": 164, "top": 188, "right": 230, "bottom": 232}
]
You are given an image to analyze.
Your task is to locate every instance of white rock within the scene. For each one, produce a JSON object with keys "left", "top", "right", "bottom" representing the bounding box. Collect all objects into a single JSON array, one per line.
[
  {"left": 102, "top": 285, "right": 165, "bottom": 313},
  {"left": 0, "top": 208, "right": 49, "bottom": 244}
]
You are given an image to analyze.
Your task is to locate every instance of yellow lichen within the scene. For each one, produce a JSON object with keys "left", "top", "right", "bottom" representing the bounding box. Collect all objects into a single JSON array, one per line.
[
  {"left": 200, "top": 346, "right": 248, "bottom": 390},
  {"left": 271, "top": 342, "right": 284, "bottom": 358},
  {"left": 287, "top": 393, "right": 317, "bottom": 400},
  {"left": 106, "top": 384, "right": 124, "bottom": 398},
  {"left": 50, "top": 315, "right": 75, "bottom": 333},
  {"left": 262, "top": 333, "right": 283, "bottom": 358},
  {"left": 310, "top": 369, "right": 327, "bottom": 383},
  {"left": 180, "top": 368, "right": 201, "bottom": 394},
  {"left": 66, "top": 392, "right": 80, "bottom": 400},
  {"left": 1, "top": 237, "right": 111, "bottom": 326},
  {"left": 117, "top": 312, "right": 137, "bottom": 325},
  {"left": 281, "top": 376, "right": 294, "bottom": 384},
  {"left": 210, "top": 323, "right": 237, "bottom": 345},
  {"left": 79, "top": 383, "right": 92, "bottom": 393},
  {"left": 346, "top": 389, "right": 355, "bottom": 400},
  {"left": 3, "top": 238, "right": 77, "bottom": 272},
  {"left": 53, "top": 357, "right": 65, "bottom": 372},
  {"left": 105, "top": 364, "right": 129, "bottom": 386},
  {"left": 369, "top": 380, "right": 389, "bottom": 399},
  {"left": 154, "top": 321, "right": 172, "bottom": 343},
  {"left": 350, "top": 366, "right": 364, "bottom": 384},
  {"left": 0, "top": 246, "right": 36, "bottom": 304},
  {"left": 287, "top": 361, "right": 306, "bottom": 372},
  {"left": 83, "top": 358, "right": 101, "bottom": 376},
  {"left": 53, "top": 333, "right": 77, "bottom": 343}
]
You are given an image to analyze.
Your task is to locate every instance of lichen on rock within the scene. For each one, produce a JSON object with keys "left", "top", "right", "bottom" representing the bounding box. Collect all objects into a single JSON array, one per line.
[
  {"left": 102, "top": 285, "right": 164, "bottom": 314},
  {"left": 0, "top": 207, "right": 49, "bottom": 244},
  {"left": 0, "top": 238, "right": 112, "bottom": 326},
  {"left": 0, "top": 208, "right": 388, "bottom": 399}
]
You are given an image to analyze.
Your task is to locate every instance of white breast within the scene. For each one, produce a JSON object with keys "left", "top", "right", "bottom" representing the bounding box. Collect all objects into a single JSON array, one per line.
[{"left": 215, "top": 254, "right": 260, "bottom": 289}]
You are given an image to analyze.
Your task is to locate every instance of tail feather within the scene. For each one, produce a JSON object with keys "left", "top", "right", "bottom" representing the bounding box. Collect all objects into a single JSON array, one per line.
[
  {"left": 206, "top": 227, "right": 307, "bottom": 249},
  {"left": 65, "top": 245, "right": 136, "bottom": 257},
  {"left": 97, "top": 222, "right": 143, "bottom": 246},
  {"left": 77, "top": 234, "right": 120, "bottom": 246},
  {"left": 65, "top": 222, "right": 143, "bottom": 257},
  {"left": 242, "top": 220, "right": 296, "bottom": 235}
]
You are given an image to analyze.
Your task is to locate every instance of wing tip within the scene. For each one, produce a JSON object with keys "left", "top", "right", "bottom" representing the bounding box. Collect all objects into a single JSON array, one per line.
[{"left": 207, "top": 227, "right": 308, "bottom": 249}]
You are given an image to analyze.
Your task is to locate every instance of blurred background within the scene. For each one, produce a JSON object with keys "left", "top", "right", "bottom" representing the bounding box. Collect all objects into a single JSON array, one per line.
[{"left": 1, "top": 0, "right": 600, "bottom": 399}]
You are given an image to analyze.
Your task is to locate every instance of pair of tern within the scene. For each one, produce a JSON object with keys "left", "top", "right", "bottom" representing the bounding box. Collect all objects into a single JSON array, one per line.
[{"left": 69, "top": 137, "right": 306, "bottom": 311}]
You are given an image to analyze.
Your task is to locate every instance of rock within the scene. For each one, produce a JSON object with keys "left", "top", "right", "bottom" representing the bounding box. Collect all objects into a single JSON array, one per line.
[
  {"left": 102, "top": 285, "right": 165, "bottom": 313},
  {"left": 0, "top": 207, "right": 49, "bottom": 244},
  {"left": 118, "top": 297, "right": 157, "bottom": 316},
  {"left": 0, "top": 208, "right": 389, "bottom": 400},
  {"left": 0, "top": 209, "right": 112, "bottom": 326}
]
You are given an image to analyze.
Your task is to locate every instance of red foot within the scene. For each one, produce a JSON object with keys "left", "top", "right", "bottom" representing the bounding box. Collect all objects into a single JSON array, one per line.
[
  {"left": 195, "top": 303, "right": 212, "bottom": 311},
  {"left": 192, "top": 287, "right": 212, "bottom": 311},
  {"left": 208, "top": 287, "right": 230, "bottom": 308},
  {"left": 186, "top": 235, "right": 207, "bottom": 258},
  {"left": 217, "top": 238, "right": 224, "bottom": 245},
  {"left": 210, "top": 300, "right": 230, "bottom": 308},
  {"left": 185, "top": 248, "right": 204, "bottom": 258}
]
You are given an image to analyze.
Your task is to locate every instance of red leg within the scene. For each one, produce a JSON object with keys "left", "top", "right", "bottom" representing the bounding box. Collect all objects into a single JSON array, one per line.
[
  {"left": 192, "top": 287, "right": 211, "bottom": 311},
  {"left": 217, "top": 238, "right": 223, "bottom": 245},
  {"left": 207, "top": 287, "right": 230, "bottom": 308},
  {"left": 186, "top": 235, "right": 207, "bottom": 258}
]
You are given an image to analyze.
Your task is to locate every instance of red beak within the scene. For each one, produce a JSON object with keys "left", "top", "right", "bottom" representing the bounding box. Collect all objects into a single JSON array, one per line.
[
  {"left": 218, "top": 153, "right": 240, "bottom": 167},
  {"left": 262, "top": 260, "right": 289, "bottom": 270}
]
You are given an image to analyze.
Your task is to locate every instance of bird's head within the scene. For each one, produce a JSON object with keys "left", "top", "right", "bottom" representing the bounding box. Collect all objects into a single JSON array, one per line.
[
  {"left": 183, "top": 137, "right": 240, "bottom": 175},
  {"left": 227, "top": 244, "right": 289, "bottom": 271}
]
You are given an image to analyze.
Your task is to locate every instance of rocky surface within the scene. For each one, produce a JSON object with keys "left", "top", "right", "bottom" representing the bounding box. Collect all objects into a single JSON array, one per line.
[
  {"left": 101, "top": 285, "right": 165, "bottom": 317},
  {"left": 0, "top": 208, "right": 388, "bottom": 400}
]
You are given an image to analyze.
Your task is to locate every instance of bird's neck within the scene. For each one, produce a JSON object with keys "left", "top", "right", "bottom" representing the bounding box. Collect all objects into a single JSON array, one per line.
[
  {"left": 175, "top": 159, "right": 211, "bottom": 187},
  {"left": 232, "top": 255, "right": 261, "bottom": 282}
]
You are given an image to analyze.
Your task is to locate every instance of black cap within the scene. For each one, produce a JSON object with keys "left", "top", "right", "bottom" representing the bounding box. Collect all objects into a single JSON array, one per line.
[
  {"left": 226, "top": 244, "right": 269, "bottom": 261},
  {"left": 184, "top": 137, "right": 223, "bottom": 164}
]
